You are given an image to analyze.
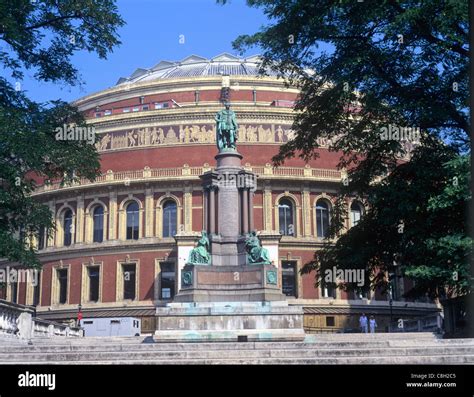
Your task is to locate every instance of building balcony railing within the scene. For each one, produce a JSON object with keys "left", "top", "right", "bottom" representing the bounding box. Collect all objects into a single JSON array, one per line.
[{"left": 32, "top": 165, "right": 343, "bottom": 196}]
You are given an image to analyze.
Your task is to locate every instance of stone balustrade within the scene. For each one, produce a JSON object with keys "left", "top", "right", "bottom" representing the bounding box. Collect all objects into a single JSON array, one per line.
[
  {"left": 31, "top": 165, "right": 343, "bottom": 196},
  {"left": 0, "top": 299, "right": 83, "bottom": 340}
]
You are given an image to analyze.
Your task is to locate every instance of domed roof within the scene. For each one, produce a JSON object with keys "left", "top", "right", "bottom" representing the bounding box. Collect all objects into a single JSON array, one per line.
[{"left": 115, "top": 53, "right": 277, "bottom": 85}]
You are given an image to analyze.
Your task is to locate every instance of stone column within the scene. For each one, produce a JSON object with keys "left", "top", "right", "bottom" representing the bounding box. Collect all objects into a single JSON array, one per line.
[
  {"left": 203, "top": 189, "right": 208, "bottom": 232},
  {"left": 47, "top": 200, "right": 56, "bottom": 247},
  {"left": 108, "top": 189, "right": 117, "bottom": 240},
  {"left": 76, "top": 195, "right": 84, "bottom": 243},
  {"left": 249, "top": 190, "right": 254, "bottom": 231},
  {"left": 242, "top": 188, "right": 249, "bottom": 234},
  {"left": 209, "top": 187, "right": 216, "bottom": 234},
  {"left": 184, "top": 188, "right": 192, "bottom": 233},
  {"left": 263, "top": 185, "right": 273, "bottom": 232},
  {"left": 145, "top": 187, "right": 153, "bottom": 237},
  {"left": 217, "top": 180, "right": 239, "bottom": 238},
  {"left": 302, "top": 188, "right": 311, "bottom": 237}
]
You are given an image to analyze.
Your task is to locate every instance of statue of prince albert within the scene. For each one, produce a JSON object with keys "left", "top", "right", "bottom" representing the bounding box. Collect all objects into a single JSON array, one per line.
[{"left": 215, "top": 103, "right": 238, "bottom": 151}]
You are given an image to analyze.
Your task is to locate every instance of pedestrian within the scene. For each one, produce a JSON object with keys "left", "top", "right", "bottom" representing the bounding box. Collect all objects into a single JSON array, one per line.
[
  {"left": 370, "top": 315, "right": 377, "bottom": 333},
  {"left": 359, "top": 313, "right": 368, "bottom": 333}
]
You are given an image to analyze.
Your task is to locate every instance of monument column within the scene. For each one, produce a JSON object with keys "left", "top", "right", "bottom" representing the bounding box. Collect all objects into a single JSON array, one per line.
[
  {"left": 203, "top": 188, "right": 209, "bottom": 232},
  {"left": 242, "top": 188, "right": 249, "bottom": 234},
  {"left": 209, "top": 186, "right": 216, "bottom": 234},
  {"left": 249, "top": 190, "right": 254, "bottom": 231},
  {"left": 155, "top": 104, "right": 304, "bottom": 342}
]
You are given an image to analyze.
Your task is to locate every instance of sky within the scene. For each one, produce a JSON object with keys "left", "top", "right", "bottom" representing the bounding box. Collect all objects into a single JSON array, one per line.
[{"left": 18, "top": 0, "right": 269, "bottom": 103}]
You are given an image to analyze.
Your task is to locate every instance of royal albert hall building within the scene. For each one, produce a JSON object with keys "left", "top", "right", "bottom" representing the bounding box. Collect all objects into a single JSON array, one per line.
[{"left": 2, "top": 54, "right": 440, "bottom": 333}]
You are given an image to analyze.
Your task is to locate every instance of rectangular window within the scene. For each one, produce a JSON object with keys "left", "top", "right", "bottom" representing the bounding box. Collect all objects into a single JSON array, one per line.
[
  {"left": 122, "top": 108, "right": 130, "bottom": 113},
  {"left": 132, "top": 106, "right": 139, "bottom": 112},
  {"left": 142, "top": 105, "right": 149, "bottom": 111},
  {"left": 104, "top": 110, "right": 112, "bottom": 116},
  {"left": 281, "top": 261, "right": 297, "bottom": 298},
  {"left": 57, "top": 269, "right": 68, "bottom": 304},
  {"left": 88, "top": 266, "right": 100, "bottom": 302},
  {"left": 326, "top": 316, "right": 335, "bottom": 327},
  {"left": 154, "top": 102, "right": 169, "bottom": 109},
  {"left": 160, "top": 262, "right": 175, "bottom": 300},
  {"left": 93, "top": 211, "right": 104, "bottom": 243},
  {"left": 123, "top": 264, "right": 136, "bottom": 300},
  {"left": 33, "top": 272, "right": 41, "bottom": 306},
  {"left": 95, "top": 112, "right": 102, "bottom": 118}
]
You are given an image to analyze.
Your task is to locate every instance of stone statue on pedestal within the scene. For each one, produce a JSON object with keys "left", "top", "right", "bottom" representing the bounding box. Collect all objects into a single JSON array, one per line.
[
  {"left": 245, "top": 231, "right": 271, "bottom": 265},
  {"left": 215, "top": 103, "right": 238, "bottom": 151},
  {"left": 188, "top": 231, "right": 211, "bottom": 265}
]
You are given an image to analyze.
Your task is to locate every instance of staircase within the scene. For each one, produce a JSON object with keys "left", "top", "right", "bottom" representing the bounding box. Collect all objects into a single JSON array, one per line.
[{"left": 1, "top": 332, "right": 473, "bottom": 364}]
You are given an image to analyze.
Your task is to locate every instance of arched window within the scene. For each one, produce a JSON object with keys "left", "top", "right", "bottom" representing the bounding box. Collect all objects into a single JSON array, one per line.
[
  {"left": 126, "top": 202, "right": 139, "bottom": 240},
  {"left": 350, "top": 201, "right": 363, "bottom": 227},
  {"left": 93, "top": 206, "right": 104, "bottom": 243},
  {"left": 63, "top": 210, "right": 73, "bottom": 246},
  {"left": 278, "top": 198, "right": 294, "bottom": 236},
  {"left": 316, "top": 199, "right": 330, "bottom": 238},
  {"left": 162, "top": 200, "right": 177, "bottom": 238}
]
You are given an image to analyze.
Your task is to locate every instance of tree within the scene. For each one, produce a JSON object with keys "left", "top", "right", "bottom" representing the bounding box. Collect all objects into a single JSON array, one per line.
[
  {"left": 0, "top": 0, "right": 124, "bottom": 268},
  {"left": 225, "top": 0, "right": 471, "bottom": 298}
]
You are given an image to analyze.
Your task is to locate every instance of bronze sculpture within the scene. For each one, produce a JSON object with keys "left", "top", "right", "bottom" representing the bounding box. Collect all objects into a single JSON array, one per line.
[{"left": 215, "top": 103, "right": 238, "bottom": 151}]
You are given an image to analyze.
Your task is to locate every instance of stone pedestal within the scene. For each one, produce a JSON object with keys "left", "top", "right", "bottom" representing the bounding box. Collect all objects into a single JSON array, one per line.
[
  {"left": 154, "top": 301, "right": 305, "bottom": 342},
  {"left": 174, "top": 263, "right": 285, "bottom": 302}
]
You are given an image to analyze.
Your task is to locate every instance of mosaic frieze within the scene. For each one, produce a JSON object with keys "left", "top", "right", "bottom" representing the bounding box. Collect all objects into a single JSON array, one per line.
[{"left": 94, "top": 124, "right": 307, "bottom": 152}]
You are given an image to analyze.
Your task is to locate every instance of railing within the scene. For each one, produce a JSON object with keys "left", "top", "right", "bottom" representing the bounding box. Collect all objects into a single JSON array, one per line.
[
  {"left": 0, "top": 299, "right": 83, "bottom": 340},
  {"left": 32, "top": 165, "right": 343, "bottom": 195},
  {"left": 388, "top": 314, "right": 442, "bottom": 333}
]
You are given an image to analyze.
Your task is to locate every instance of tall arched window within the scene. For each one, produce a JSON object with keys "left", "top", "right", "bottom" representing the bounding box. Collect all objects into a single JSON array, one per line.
[
  {"left": 316, "top": 199, "right": 330, "bottom": 238},
  {"left": 162, "top": 200, "right": 177, "bottom": 238},
  {"left": 126, "top": 202, "right": 139, "bottom": 240},
  {"left": 278, "top": 198, "right": 294, "bottom": 236},
  {"left": 63, "top": 210, "right": 73, "bottom": 246},
  {"left": 93, "top": 206, "right": 104, "bottom": 243},
  {"left": 350, "top": 201, "right": 363, "bottom": 227}
]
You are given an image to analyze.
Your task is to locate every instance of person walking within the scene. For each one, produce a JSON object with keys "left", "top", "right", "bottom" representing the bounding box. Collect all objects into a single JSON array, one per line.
[
  {"left": 369, "top": 315, "right": 377, "bottom": 334},
  {"left": 359, "top": 313, "right": 368, "bottom": 333}
]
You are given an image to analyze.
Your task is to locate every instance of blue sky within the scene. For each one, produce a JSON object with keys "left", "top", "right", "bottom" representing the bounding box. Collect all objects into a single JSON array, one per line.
[{"left": 19, "top": 0, "right": 268, "bottom": 103}]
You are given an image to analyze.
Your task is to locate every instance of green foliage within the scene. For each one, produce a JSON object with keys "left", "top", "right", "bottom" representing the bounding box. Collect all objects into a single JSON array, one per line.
[
  {"left": 230, "top": 0, "right": 470, "bottom": 298},
  {"left": 0, "top": 0, "right": 124, "bottom": 267}
]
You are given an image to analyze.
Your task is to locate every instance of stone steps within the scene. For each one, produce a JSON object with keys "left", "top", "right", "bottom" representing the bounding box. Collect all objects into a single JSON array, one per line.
[
  {"left": 3, "top": 355, "right": 474, "bottom": 365},
  {"left": 2, "top": 332, "right": 473, "bottom": 364},
  {"left": 1, "top": 338, "right": 473, "bottom": 353},
  {"left": 1, "top": 345, "right": 474, "bottom": 360}
]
